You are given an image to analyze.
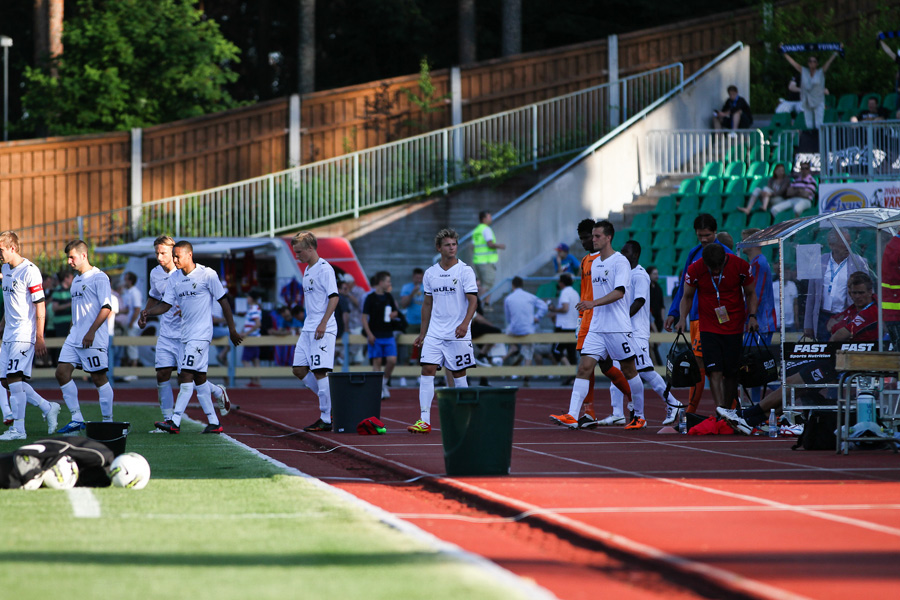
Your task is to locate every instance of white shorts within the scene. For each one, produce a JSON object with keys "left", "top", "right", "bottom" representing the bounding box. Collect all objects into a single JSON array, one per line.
[
  {"left": 59, "top": 340, "right": 110, "bottom": 373},
  {"left": 632, "top": 336, "right": 654, "bottom": 372},
  {"left": 181, "top": 340, "right": 210, "bottom": 373},
  {"left": 581, "top": 331, "right": 636, "bottom": 362},
  {"left": 420, "top": 337, "right": 476, "bottom": 372},
  {"left": 293, "top": 331, "right": 336, "bottom": 371},
  {"left": 1, "top": 341, "right": 35, "bottom": 379},
  {"left": 155, "top": 336, "right": 182, "bottom": 370}
]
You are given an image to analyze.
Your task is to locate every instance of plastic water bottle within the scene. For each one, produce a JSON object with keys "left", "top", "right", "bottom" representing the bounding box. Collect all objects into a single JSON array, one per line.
[
  {"left": 857, "top": 392, "right": 877, "bottom": 424},
  {"left": 768, "top": 409, "right": 778, "bottom": 438},
  {"left": 679, "top": 408, "right": 687, "bottom": 434}
]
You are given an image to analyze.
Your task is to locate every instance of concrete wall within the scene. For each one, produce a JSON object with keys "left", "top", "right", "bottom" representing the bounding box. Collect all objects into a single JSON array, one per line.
[{"left": 486, "top": 45, "right": 750, "bottom": 293}]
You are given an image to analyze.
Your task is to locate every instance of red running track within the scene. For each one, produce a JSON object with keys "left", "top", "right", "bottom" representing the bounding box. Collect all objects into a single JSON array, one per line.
[{"left": 117, "top": 383, "right": 900, "bottom": 600}]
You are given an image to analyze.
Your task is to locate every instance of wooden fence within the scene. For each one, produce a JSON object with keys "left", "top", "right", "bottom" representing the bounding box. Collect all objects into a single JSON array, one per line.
[{"left": 0, "top": 0, "right": 889, "bottom": 238}]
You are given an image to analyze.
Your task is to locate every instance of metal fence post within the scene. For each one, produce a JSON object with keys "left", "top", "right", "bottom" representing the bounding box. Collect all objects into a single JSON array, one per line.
[
  {"left": 77, "top": 215, "right": 84, "bottom": 240},
  {"left": 268, "top": 176, "right": 276, "bottom": 237},
  {"left": 289, "top": 94, "right": 302, "bottom": 168},
  {"left": 531, "top": 105, "right": 538, "bottom": 169},
  {"left": 353, "top": 154, "right": 360, "bottom": 219},
  {"left": 442, "top": 129, "right": 449, "bottom": 192},
  {"left": 175, "top": 198, "right": 181, "bottom": 237},
  {"left": 129, "top": 128, "right": 142, "bottom": 241},
  {"left": 867, "top": 124, "right": 875, "bottom": 180},
  {"left": 608, "top": 34, "right": 620, "bottom": 128}
]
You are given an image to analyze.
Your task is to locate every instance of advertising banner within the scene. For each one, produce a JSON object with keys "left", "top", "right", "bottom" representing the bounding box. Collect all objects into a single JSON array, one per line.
[{"left": 818, "top": 181, "right": 900, "bottom": 213}]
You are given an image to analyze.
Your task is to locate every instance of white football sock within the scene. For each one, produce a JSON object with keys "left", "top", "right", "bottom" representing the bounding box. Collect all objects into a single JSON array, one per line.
[
  {"left": 566, "top": 378, "right": 590, "bottom": 417},
  {"left": 628, "top": 374, "right": 645, "bottom": 418},
  {"left": 608, "top": 381, "right": 626, "bottom": 418},
  {"left": 172, "top": 382, "right": 195, "bottom": 427},
  {"left": 98, "top": 383, "right": 114, "bottom": 421},
  {"left": 419, "top": 375, "right": 435, "bottom": 423},
  {"left": 60, "top": 380, "right": 83, "bottom": 422},
  {"left": 24, "top": 383, "right": 52, "bottom": 413},
  {"left": 157, "top": 382, "right": 175, "bottom": 419},
  {"left": 197, "top": 382, "right": 218, "bottom": 425},
  {"left": 454, "top": 375, "right": 468, "bottom": 388},
  {"left": 316, "top": 376, "right": 331, "bottom": 422},
  {"left": 302, "top": 372, "right": 319, "bottom": 394},
  {"left": 10, "top": 381, "right": 26, "bottom": 433}
]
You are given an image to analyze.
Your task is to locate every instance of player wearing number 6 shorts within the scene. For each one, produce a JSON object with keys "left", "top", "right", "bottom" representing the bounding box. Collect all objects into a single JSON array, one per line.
[
  {"left": 408, "top": 228, "right": 478, "bottom": 434},
  {"left": 55, "top": 241, "right": 114, "bottom": 434},
  {"left": 551, "top": 221, "right": 646, "bottom": 429}
]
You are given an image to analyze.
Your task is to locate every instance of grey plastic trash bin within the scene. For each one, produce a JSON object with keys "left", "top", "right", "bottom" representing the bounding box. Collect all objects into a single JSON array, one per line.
[
  {"left": 329, "top": 372, "right": 382, "bottom": 433},
  {"left": 437, "top": 386, "right": 516, "bottom": 475}
]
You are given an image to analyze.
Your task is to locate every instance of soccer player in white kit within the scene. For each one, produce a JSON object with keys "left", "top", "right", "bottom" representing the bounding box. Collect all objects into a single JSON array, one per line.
[
  {"left": 550, "top": 221, "right": 646, "bottom": 429},
  {"left": 0, "top": 231, "right": 61, "bottom": 440},
  {"left": 138, "top": 236, "right": 231, "bottom": 432},
  {"left": 143, "top": 241, "right": 243, "bottom": 434},
  {"left": 607, "top": 241, "right": 683, "bottom": 426},
  {"left": 290, "top": 232, "right": 340, "bottom": 432},
  {"left": 55, "top": 240, "right": 116, "bottom": 433},
  {"left": 408, "top": 228, "right": 478, "bottom": 434}
]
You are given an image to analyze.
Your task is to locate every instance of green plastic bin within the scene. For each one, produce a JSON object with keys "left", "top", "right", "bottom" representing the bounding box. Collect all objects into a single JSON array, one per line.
[{"left": 437, "top": 386, "right": 517, "bottom": 476}]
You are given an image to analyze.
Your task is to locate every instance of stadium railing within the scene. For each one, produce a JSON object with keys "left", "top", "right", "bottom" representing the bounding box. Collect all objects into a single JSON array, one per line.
[{"left": 819, "top": 120, "right": 900, "bottom": 183}]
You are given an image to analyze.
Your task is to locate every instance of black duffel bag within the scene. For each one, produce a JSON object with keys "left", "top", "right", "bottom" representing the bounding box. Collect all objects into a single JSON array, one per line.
[
  {"left": 739, "top": 333, "right": 778, "bottom": 388},
  {"left": 666, "top": 331, "right": 701, "bottom": 388}
]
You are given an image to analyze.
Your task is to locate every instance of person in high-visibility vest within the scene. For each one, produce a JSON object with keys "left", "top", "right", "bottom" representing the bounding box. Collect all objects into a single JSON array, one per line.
[
  {"left": 882, "top": 231, "right": 900, "bottom": 350},
  {"left": 471, "top": 211, "right": 505, "bottom": 305}
]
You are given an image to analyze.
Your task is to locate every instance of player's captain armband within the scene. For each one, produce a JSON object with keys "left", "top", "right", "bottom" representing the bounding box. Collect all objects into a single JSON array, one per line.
[{"left": 27, "top": 284, "right": 43, "bottom": 294}]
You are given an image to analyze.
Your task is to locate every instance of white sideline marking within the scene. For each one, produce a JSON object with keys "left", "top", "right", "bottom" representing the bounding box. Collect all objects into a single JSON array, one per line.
[
  {"left": 67, "top": 488, "right": 101, "bottom": 519},
  {"left": 208, "top": 418, "right": 557, "bottom": 600},
  {"left": 517, "top": 445, "right": 900, "bottom": 539}
]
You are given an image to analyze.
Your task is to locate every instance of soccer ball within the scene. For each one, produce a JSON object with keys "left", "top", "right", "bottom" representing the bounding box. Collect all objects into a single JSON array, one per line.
[
  {"left": 110, "top": 452, "right": 151, "bottom": 490},
  {"left": 42, "top": 455, "right": 80, "bottom": 490}
]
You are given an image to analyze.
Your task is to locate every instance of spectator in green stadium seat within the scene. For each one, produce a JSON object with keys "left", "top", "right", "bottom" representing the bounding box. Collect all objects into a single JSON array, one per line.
[{"left": 738, "top": 163, "right": 789, "bottom": 214}]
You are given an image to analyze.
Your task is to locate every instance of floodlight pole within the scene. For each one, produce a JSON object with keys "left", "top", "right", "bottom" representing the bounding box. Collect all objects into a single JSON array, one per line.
[{"left": 1, "top": 36, "right": 11, "bottom": 143}]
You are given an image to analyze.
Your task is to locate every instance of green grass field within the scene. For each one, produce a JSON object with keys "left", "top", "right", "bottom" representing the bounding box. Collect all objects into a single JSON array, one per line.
[{"left": 0, "top": 405, "right": 540, "bottom": 600}]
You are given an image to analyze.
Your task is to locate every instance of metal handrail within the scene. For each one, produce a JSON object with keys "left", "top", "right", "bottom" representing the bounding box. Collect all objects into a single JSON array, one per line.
[{"left": 819, "top": 119, "right": 900, "bottom": 183}]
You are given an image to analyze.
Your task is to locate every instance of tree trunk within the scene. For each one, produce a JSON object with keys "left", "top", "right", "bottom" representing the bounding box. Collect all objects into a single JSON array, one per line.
[
  {"left": 501, "top": 0, "right": 521, "bottom": 57},
  {"left": 33, "top": 0, "right": 48, "bottom": 63},
  {"left": 298, "top": 0, "right": 315, "bottom": 94},
  {"left": 458, "top": 0, "right": 476, "bottom": 66}
]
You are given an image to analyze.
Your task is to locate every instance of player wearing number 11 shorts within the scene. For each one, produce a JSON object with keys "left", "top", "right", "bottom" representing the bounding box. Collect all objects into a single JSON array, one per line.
[{"left": 408, "top": 228, "right": 478, "bottom": 434}]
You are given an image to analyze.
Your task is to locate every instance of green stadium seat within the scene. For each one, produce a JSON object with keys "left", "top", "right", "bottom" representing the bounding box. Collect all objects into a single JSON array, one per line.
[
  {"left": 535, "top": 281, "right": 558, "bottom": 300},
  {"left": 652, "top": 212, "right": 677, "bottom": 232},
  {"left": 630, "top": 211, "right": 653, "bottom": 231},
  {"left": 858, "top": 92, "right": 881, "bottom": 112},
  {"left": 654, "top": 195, "right": 677, "bottom": 214},
  {"left": 724, "top": 177, "right": 748, "bottom": 195},
  {"left": 836, "top": 93, "right": 858, "bottom": 114},
  {"left": 748, "top": 211, "right": 772, "bottom": 230},
  {"left": 651, "top": 229, "right": 674, "bottom": 250},
  {"left": 772, "top": 208, "right": 795, "bottom": 224},
  {"left": 769, "top": 113, "right": 792, "bottom": 129},
  {"left": 747, "top": 177, "right": 768, "bottom": 194},
  {"left": 825, "top": 94, "right": 836, "bottom": 108},
  {"left": 700, "top": 161, "right": 723, "bottom": 180},
  {"left": 674, "top": 177, "right": 701, "bottom": 199},
  {"left": 747, "top": 161, "right": 769, "bottom": 178},
  {"left": 699, "top": 193, "right": 723, "bottom": 215},
  {"left": 699, "top": 179, "right": 724, "bottom": 199},
  {"left": 722, "top": 211, "right": 746, "bottom": 234},
  {"left": 823, "top": 108, "right": 840, "bottom": 123},
  {"left": 883, "top": 92, "right": 898, "bottom": 111},
  {"left": 800, "top": 206, "right": 818, "bottom": 218},
  {"left": 722, "top": 193, "right": 745, "bottom": 213},
  {"left": 629, "top": 228, "right": 652, "bottom": 249},
  {"left": 675, "top": 194, "right": 699, "bottom": 216},
  {"left": 675, "top": 229, "right": 696, "bottom": 251},
  {"left": 723, "top": 162, "right": 746, "bottom": 180},
  {"left": 793, "top": 112, "right": 807, "bottom": 130}
]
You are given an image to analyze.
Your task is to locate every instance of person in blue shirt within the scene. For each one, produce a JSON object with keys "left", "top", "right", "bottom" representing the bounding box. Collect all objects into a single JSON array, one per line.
[
  {"left": 664, "top": 214, "right": 734, "bottom": 414},
  {"left": 553, "top": 243, "right": 579, "bottom": 276},
  {"left": 740, "top": 228, "right": 777, "bottom": 404},
  {"left": 398, "top": 268, "right": 424, "bottom": 368}
]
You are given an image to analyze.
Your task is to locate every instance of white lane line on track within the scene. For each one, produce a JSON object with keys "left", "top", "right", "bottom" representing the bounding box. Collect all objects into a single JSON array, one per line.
[
  {"left": 247, "top": 413, "right": 810, "bottom": 600},
  {"left": 67, "top": 488, "right": 101, "bottom": 518},
  {"left": 509, "top": 467, "right": 900, "bottom": 476},
  {"left": 516, "top": 444, "right": 900, "bottom": 539},
  {"left": 394, "top": 503, "right": 900, "bottom": 523},
  {"left": 517, "top": 418, "right": 900, "bottom": 481}
]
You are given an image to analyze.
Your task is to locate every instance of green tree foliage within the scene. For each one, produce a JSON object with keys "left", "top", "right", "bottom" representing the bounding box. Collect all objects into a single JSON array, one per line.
[
  {"left": 21, "top": 0, "right": 240, "bottom": 135},
  {"left": 751, "top": 0, "right": 897, "bottom": 113}
]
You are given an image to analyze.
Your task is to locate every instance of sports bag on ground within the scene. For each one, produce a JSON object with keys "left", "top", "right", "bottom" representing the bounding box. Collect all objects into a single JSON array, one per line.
[{"left": 739, "top": 333, "right": 779, "bottom": 388}]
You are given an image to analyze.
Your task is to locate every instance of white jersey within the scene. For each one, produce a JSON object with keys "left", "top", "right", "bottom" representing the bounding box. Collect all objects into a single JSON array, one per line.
[
  {"left": 67, "top": 267, "right": 112, "bottom": 349},
  {"left": 1, "top": 259, "right": 44, "bottom": 343},
  {"left": 148, "top": 264, "right": 181, "bottom": 340},
  {"left": 627, "top": 264, "right": 651, "bottom": 339},
  {"left": 423, "top": 259, "right": 477, "bottom": 340},
  {"left": 162, "top": 264, "right": 226, "bottom": 342},
  {"left": 301, "top": 258, "right": 338, "bottom": 335},
  {"left": 588, "top": 251, "right": 632, "bottom": 334}
]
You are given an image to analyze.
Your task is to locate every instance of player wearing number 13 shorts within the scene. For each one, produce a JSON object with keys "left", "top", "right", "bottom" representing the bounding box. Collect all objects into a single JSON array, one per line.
[
  {"left": 408, "top": 228, "right": 478, "bottom": 434},
  {"left": 55, "top": 240, "right": 116, "bottom": 434}
]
